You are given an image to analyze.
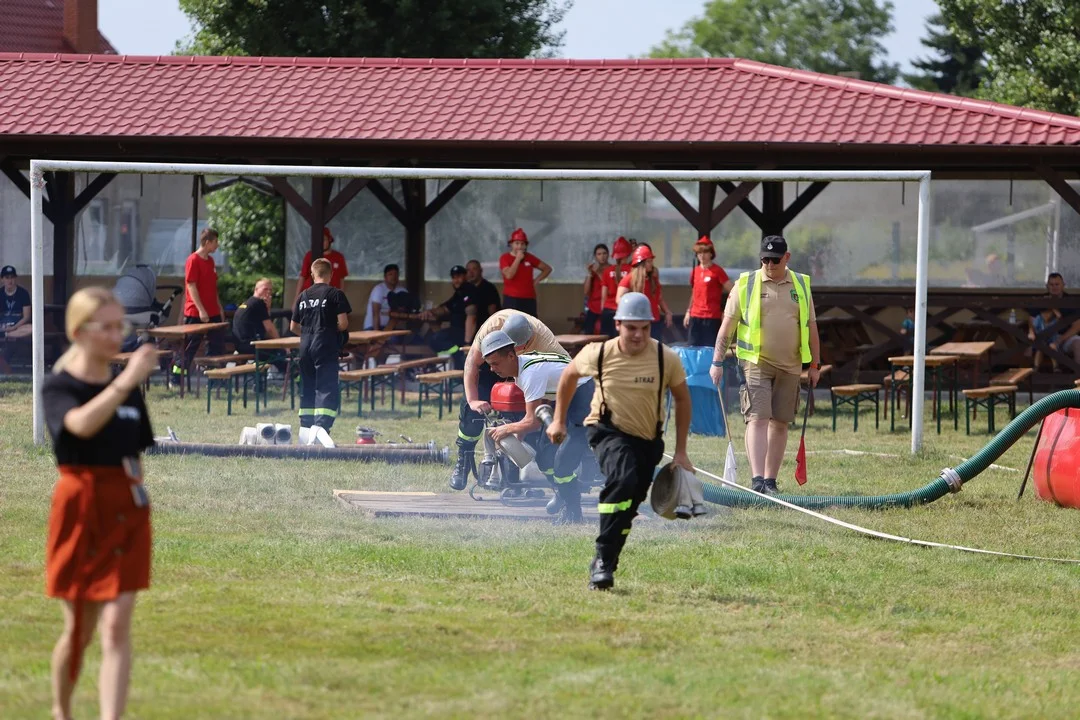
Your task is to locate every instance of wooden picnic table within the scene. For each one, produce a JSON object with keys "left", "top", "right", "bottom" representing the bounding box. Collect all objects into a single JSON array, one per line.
[
  {"left": 554, "top": 334, "right": 609, "bottom": 355},
  {"left": 147, "top": 322, "right": 230, "bottom": 398},
  {"left": 888, "top": 354, "right": 961, "bottom": 434},
  {"left": 931, "top": 341, "right": 996, "bottom": 388},
  {"left": 249, "top": 330, "right": 411, "bottom": 412}
]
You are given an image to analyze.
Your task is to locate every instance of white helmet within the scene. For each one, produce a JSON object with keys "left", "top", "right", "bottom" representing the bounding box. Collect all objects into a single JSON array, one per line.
[
  {"left": 502, "top": 312, "right": 534, "bottom": 346},
  {"left": 613, "top": 292, "right": 653, "bottom": 322},
  {"left": 481, "top": 330, "right": 515, "bottom": 357}
]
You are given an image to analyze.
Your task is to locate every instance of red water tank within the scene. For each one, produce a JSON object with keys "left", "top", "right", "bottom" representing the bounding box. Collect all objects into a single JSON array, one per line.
[
  {"left": 490, "top": 382, "right": 526, "bottom": 413},
  {"left": 1033, "top": 408, "right": 1080, "bottom": 508}
]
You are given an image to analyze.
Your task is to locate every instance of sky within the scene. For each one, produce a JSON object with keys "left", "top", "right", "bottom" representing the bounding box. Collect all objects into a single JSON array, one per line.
[{"left": 99, "top": 0, "right": 941, "bottom": 77}]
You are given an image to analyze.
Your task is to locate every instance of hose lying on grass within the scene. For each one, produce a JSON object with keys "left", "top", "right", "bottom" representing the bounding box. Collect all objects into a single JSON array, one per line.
[
  {"left": 148, "top": 442, "right": 449, "bottom": 464},
  {"left": 671, "top": 388, "right": 1080, "bottom": 564},
  {"left": 700, "top": 389, "right": 1080, "bottom": 510}
]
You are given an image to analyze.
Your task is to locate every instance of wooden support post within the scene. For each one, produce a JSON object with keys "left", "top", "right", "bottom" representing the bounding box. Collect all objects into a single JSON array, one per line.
[
  {"left": 1035, "top": 165, "right": 1080, "bottom": 218},
  {"left": 403, "top": 180, "right": 427, "bottom": 297},
  {"left": 761, "top": 182, "right": 785, "bottom": 236}
]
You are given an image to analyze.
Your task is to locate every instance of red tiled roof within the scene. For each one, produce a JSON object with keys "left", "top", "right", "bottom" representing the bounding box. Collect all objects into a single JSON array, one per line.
[
  {"left": 1, "top": 54, "right": 1079, "bottom": 146},
  {"left": 0, "top": 1, "right": 115, "bottom": 55}
]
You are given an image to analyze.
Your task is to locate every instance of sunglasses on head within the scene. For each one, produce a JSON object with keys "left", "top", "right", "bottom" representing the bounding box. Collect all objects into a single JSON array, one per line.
[{"left": 760, "top": 257, "right": 782, "bottom": 265}]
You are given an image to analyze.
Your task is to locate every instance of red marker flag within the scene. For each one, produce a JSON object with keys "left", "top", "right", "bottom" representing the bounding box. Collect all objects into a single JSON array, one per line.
[{"left": 795, "top": 386, "right": 811, "bottom": 485}]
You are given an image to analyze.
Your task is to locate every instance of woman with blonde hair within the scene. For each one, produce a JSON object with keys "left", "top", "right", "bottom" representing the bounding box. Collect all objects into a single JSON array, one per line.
[
  {"left": 42, "top": 287, "right": 158, "bottom": 720},
  {"left": 616, "top": 243, "right": 672, "bottom": 340}
]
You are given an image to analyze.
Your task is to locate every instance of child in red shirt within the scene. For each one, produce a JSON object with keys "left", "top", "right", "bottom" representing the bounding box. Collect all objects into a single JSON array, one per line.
[
  {"left": 683, "top": 236, "right": 733, "bottom": 347},
  {"left": 582, "top": 243, "right": 611, "bottom": 334},
  {"left": 294, "top": 227, "right": 349, "bottom": 308},
  {"left": 599, "top": 236, "right": 632, "bottom": 337},
  {"left": 499, "top": 228, "right": 551, "bottom": 317},
  {"left": 616, "top": 243, "right": 671, "bottom": 341}
]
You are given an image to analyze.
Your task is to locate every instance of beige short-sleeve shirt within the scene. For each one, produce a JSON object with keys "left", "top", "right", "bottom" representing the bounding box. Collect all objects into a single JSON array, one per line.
[
  {"left": 724, "top": 271, "right": 816, "bottom": 375},
  {"left": 474, "top": 309, "right": 568, "bottom": 357},
  {"left": 573, "top": 339, "right": 687, "bottom": 440}
]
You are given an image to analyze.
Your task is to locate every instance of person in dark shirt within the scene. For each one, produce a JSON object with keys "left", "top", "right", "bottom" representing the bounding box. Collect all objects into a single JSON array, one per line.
[
  {"left": 1, "top": 265, "right": 32, "bottom": 369},
  {"left": 291, "top": 258, "right": 351, "bottom": 430},
  {"left": 40, "top": 287, "right": 158, "bottom": 720},
  {"left": 465, "top": 259, "right": 501, "bottom": 327},
  {"left": 425, "top": 265, "right": 477, "bottom": 368},
  {"left": 232, "top": 278, "right": 286, "bottom": 372}
]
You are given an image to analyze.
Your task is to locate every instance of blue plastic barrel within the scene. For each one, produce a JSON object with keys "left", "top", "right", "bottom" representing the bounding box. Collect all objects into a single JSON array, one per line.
[{"left": 672, "top": 345, "right": 731, "bottom": 437}]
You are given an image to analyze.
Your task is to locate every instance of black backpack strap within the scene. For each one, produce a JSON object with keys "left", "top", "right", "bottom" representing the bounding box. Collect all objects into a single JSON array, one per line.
[
  {"left": 655, "top": 340, "right": 665, "bottom": 439},
  {"left": 597, "top": 339, "right": 611, "bottom": 422}
]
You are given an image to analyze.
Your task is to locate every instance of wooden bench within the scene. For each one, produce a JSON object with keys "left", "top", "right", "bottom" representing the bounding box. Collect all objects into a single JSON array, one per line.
[
  {"left": 830, "top": 384, "right": 882, "bottom": 432},
  {"left": 414, "top": 370, "right": 465, "bottom": 419},
  {"left": 385, "top": 356, "right": 452, "bottom": 404},
  {"left": 110, "top": 349, "right": 173, "bottom": 391},
  {"left": 989, "top": 367, "right": 1034, "bottom": 408},
  {"left": 193, "top": 354, "right": 257, "bottom": 397},
  {"left": 204, "top": 364, "right": 264, "bottom": 415},
  {"left": 961, "top": 385, "right": 1018, "bottom": 434},
  {"left": 339, "top": 366, "right": 399, "bottom": 416},
  {"left": 882, "top": 369, "right": 909, "bottom": 421}
]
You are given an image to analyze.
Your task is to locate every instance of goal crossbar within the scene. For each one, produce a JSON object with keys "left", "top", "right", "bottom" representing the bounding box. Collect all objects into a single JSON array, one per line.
[{"left": 26, "top": 160, "right": 932, "bottom": 453}]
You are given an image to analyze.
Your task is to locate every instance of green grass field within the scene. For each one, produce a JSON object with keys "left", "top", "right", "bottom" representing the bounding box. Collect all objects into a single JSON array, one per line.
[{"left": 2, "top": 377, "right": 1079, "bottom": 719}]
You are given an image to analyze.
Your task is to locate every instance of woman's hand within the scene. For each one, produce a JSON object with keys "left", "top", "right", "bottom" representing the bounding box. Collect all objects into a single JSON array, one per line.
[{"left": 119, "top": 345, "right": 159, "bottom": 387}]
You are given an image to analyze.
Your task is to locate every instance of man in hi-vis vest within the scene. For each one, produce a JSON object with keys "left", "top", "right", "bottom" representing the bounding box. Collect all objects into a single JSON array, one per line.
[{"left": 709, "top": 235, "right": 821, "bottom": 495}]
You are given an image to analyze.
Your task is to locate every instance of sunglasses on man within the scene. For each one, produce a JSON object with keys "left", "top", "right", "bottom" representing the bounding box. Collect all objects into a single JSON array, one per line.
[{"left": 760, "top": 257, "right": 782, "bottom": 265}]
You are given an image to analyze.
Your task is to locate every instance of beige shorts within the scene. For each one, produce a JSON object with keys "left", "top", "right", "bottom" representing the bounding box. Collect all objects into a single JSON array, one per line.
[{"left": 739, "top": 360, "right": 801, "bottom": 423}]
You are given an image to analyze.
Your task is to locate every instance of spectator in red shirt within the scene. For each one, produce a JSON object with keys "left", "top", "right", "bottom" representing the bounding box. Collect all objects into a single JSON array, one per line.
[
  {"left": 582, "top": 243, "right": 610, "bottom": 335},
  {"left": 616, "top": 243, "right": 672, "bottom": 341},
  {"left": 176, "top": 228, "right": 226, "bottom": 376},
  {"left": 293, "top": 227, "right": 349, "bottom": 308},
  {"left": 499, "top": 228, "right": 551, "bottom": 317},
  {"left": 683, "top": 236, "right": 734, "bottom": 347},
  {"left": 598, "top": 236, "right": 632, "bottom": 337}
]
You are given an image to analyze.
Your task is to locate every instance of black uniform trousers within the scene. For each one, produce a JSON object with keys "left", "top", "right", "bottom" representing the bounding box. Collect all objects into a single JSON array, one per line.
[
  {"left": 588, "top": 422, "right": 665, "bottom": 571},
  {"left": 687, "top": 317, "right": 722, "bottom": 347},
  {"left": 429, "top": 326, "right": 466, "bottom": 370},
  {"left": 534, "top": 380, "right": 595, "bottom": 503},
  {"left": 503, "top": 296, "right": 538, "bottom": 316},
  {"left": 178, "top": 315, "right": 226, "bottom": 371},
  {"left": 456, "top": 362, "right": 500, "bottom": 453},
  {"left": 234, "top": 338, "right": 288, "bottom": 373},
  {"left": 298, "top": 339, "right": 341, "bottom": 430}
]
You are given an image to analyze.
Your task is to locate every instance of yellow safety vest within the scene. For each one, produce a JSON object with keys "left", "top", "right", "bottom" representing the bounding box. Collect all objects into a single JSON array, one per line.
[{"left": 734, "top": 268, "right": 812, "bottom": 364}]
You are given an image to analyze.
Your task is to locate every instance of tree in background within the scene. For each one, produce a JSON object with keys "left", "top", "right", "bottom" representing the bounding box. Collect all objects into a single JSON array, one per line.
[
  {"left": 938, "top": 0, "right": 1080, "bottom": 116},
  {"left": 902, "top": 12, "right": 985, "bottom": 96},
  {"left": 650, "top": 0, "right": 899, "bottom": 85},
  {"left": 178, "top": 0, "right": 571, "bottom": 282},
  {"left": 179, "top": 0, "right": 570, "bottom": 58}
]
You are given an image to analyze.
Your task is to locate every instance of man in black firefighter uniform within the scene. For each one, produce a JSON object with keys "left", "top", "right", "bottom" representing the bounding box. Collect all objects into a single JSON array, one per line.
[
  {"left": 290, "top": 258, "right": 351, "bottom": 431},
  {"left": 547, "top": 292, "right": 695, "bottom": 591},
  {"left": 424, "top": 265, "right": 477, "bottom": 367}
]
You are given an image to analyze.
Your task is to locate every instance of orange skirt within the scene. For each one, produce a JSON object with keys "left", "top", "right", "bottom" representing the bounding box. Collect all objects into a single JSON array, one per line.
[{"left": 46, "top": 465, "right": 152, "bottom": 601}]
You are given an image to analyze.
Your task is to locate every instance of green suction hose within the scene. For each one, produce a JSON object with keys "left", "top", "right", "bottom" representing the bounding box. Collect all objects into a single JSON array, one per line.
[{"left": 702, "top": 389, "right": 1080, "bottom": 510}]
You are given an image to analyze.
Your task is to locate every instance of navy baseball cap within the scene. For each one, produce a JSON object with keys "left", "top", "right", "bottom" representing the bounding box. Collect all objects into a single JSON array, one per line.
[
  {"left": 0, "top": 265, "right": 16, "bottom": 278},
  {"left": 450, "top": 265, "right": 467, "bottom": 277},
  {"left": 760, "top": 236, "right": 788, "bottom": 258}
]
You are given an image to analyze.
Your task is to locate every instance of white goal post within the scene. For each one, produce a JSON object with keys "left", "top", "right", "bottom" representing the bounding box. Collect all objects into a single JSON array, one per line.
[{"left": 27, "top": 162, "right": 932, "bottom": 452}]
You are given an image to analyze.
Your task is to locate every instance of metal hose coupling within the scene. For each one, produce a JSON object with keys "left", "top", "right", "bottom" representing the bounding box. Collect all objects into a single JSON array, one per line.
[
  {"left": 940, "top": 467, "right": 964, "bottom": 493},
  {"left": 535, "top": 404, "right": 554, "bottom": 429}
]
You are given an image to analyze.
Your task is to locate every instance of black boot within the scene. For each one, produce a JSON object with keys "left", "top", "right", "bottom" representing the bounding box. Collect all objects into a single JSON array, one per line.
[
  {"left": 589, "top": 554, "right": 614, "bottom": 591},
  {"left": 751, "top": 475, "right": 765, "bottom": 493},
  {"left": 450, "top": 448, "right": 474, "bottom": 491},
  {"left": 763, "top": 478, "right": 779, "bottom": 495},
  {"left": 552, "top": 480, "right": 584, "bottom": 524}
]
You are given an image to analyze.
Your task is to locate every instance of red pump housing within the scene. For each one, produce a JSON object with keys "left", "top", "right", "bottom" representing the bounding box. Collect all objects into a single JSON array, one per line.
[
  {"left": 1033, "top": 408, "right": 1080, "bottom": 508},
  {"left": 490, "top": 382, "right": 526, "bottom": 413}
]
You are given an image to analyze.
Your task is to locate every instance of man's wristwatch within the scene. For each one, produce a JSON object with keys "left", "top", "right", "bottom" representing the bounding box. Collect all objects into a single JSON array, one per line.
[
  {"left": 809, "top": 361, "right": 820, "bottom": 370},
  {"left": 712, "top": 360, "right": 725, "bottom": 367}
]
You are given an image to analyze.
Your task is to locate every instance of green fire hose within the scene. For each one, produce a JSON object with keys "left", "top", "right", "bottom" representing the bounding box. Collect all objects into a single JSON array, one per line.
[{"left": 701, "top": 388, "right": 1080, "bottom": 510}]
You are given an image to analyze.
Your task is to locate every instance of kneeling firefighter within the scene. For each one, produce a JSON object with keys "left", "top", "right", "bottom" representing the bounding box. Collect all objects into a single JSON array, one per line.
[
  {"left": 452, "top": 310, "right": 568, "bottom": 490},
  {"left": 481, "top": 330, "right": 595, "bottom": 524},
  {"left": 547, "top": 292, "right": 694, "bottom": 590}
]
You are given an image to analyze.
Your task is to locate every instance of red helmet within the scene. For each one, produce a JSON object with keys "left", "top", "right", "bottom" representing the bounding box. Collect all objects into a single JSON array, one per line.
[
  {"left": 322, "top": 227, "right": 334, "bottom": 243},
  {"left": 694, "top": 236, "right": 713, "bottom": 249},
  {"left": 631, "top": 244, "right": 654, "bottom": 266},
  {"left": 612, "top": 236, "right": 632, "bottom": 260},
  {"left": 509, "top": 228, "right": 528, "bottom": 245}
]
